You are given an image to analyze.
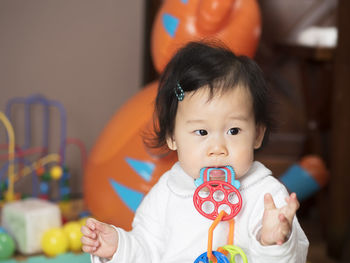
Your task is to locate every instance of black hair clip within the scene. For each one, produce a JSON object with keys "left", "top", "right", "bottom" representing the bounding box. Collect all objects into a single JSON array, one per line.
[{"left": 175, "top": 83, "right": 185, "bottom": 101}]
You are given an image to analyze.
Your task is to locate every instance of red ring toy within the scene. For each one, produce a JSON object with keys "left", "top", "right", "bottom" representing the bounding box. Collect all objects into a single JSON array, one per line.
[{"left": 193, "top": 180, "right": 242, "bottom": 221}]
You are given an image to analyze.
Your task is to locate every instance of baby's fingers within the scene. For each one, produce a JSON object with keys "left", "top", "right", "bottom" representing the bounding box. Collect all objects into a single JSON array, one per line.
[
  {"left": 85, "top": 217, "right": 111, "bottom": 235},
  {"left": 276, "top": 214, "right": 291, "bottom": 245},
  {"left": 264, "top": 193, "right": 276, "bottom": 210},
  {"left": 81, "top": 236, "right": 100, "bottom": 253},
  {"left": 287, "top": 193, "right": 300, "bottom": 209},
  {"left": 81, "top": 225, "right": 97, "bottom": 239},
  {"left": 284, "top": 193, "right": 300, "bottom": 219},
  {"left": 82, "top": 245, "right": 95, "bottom": 254},
  {"left": 81, "top": 235, "right": 99, "bottom": 247},
  {"left": 85, "top": 217, "right": 100, "bottom": 230}
]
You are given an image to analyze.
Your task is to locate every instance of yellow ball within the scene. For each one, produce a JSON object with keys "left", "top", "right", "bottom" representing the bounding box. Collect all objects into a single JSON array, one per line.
[
  {"left": 50, "top": 166, "right": 63, "bottom": 180},
  {"left": 79, "top": 217, "right": 88, "bottom": 227},
  {"left": 3, "top": 190, "right": 16, "bottom": 202},
  {"left": 63, "top": 221, "right": 83, "bottom": 252},
  {"left": 41, "top": 228, "right": 68, "bottom": 257}
]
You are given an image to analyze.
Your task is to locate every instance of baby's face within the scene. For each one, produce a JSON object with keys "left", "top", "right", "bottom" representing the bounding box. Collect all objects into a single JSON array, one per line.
[{"left": 167, "top": 85, "right": 265, "bottom": 180}]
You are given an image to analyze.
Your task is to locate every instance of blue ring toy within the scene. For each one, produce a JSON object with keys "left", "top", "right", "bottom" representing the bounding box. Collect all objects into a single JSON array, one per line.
[{"left": 194, "top": 251, "right": 229, "bottom": 263}]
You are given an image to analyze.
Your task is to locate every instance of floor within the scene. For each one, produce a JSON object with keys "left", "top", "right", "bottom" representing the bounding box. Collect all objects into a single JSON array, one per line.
[
  {"left": 8, "top": 253, "right": 90, "bottom": 263},
  {"left": 300, "top": 201, "right": 344, "bottom": 263},
  {"left": 302, "top": 219, "right": 337, "bottom": 263}
]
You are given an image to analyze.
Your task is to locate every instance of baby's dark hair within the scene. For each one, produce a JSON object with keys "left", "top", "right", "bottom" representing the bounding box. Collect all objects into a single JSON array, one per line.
[{"left": 146, "top": 41, "right": 274, "bottom": 150}]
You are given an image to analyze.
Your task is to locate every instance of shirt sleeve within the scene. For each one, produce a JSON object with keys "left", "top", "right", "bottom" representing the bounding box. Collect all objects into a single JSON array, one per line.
[
  {"left": 90, "top": 174, "right": 170, "bottom": 263},
  {"left": 247, "top": 186, "right": 309, "bottom": 263}
]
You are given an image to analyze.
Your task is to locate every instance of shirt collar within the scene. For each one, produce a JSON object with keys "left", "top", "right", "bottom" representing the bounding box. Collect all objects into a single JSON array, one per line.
[
  {"left": 239, "top": 161, "right": 272, "bottom": 191},
  {"left": 167, "top": 162, "right": 196, "bottom": 197}
]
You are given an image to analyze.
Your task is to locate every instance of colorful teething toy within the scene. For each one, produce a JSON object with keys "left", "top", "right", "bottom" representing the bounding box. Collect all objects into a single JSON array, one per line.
[
  {"left": 194, "top": 251, "right": 229, "bottom": 263},
  {"left": 193, "top": 166, "right": 247, "bottom": 263},
  {"left": 193, "top": 166, "right": 242, "bottom": 221},
  {"left": 219, "top": 245, "right": 248, "bottom": 263}
]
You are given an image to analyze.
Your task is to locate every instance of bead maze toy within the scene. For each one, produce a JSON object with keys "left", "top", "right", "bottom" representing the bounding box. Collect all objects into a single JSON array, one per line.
[
  {"left": 193, "top": 166, "right": 247, "bottom": 263},
  {"left": 0, "top": 94, "right": 87, "bottom": 202}
]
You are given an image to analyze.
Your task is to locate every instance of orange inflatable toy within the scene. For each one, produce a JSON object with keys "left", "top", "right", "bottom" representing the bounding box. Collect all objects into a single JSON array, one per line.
[
  {"left": 84, "top": 0, "right": 262, "bottom": 230},
  {"left": 84, "top": 82, "right": 177, "bottom": 229},
  {"left": 151, "top": 0, "right": 261, "bottom": 73}
]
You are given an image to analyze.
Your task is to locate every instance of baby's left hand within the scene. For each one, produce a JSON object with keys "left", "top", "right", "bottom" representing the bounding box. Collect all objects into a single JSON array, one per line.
[{"left": 260, "top": 192, "right": 299, "bottom": 246}]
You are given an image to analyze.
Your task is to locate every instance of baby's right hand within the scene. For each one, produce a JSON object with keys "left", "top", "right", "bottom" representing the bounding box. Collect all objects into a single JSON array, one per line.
[{"left": 81, "top": 218, "right": 118, "bottom": 259}]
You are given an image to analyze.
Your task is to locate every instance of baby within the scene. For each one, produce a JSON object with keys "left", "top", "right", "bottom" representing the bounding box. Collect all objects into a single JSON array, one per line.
[{"left": 81, "top": 41, "right": 309, "bottom": 262}]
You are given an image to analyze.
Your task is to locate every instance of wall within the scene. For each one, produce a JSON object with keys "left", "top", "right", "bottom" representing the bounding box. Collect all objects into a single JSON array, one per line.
[{"left": 0, "top": 0, "right": 144, "bottom": 195}]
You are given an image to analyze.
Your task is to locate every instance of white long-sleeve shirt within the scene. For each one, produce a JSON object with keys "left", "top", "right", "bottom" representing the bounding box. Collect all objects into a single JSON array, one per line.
[{"left": 92, "top": 161, "right": 309, "bottom": 263}]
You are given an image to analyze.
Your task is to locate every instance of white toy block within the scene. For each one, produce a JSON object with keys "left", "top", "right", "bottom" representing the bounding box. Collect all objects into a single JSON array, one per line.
[{"left": 1, "top": 198, "right": 62, "bottom": 254}]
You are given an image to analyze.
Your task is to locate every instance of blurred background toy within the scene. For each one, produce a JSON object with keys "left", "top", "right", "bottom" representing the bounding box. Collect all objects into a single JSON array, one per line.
[
  {"left": 40, "top": 219, "right": 84, "bottom": 257},
  {"left": 1, "top": 198, "right": 62, "bottom": 255},
  {"left": 0, "top": 232, "right": 16, "bottom": 260},
  {"left": 62, "top": 221, "right": 83, "bottom": 252},
  {"left": 41, "top": 228, "right": 69, "bottom": 257},
  {"left": 0, "top": 94, "right": 87, "bottom": 203},
  {"left": 84, "top": 82, "right": 177, "bottom": 229},
  {"left": 150, "top": 0, "right": 261, "bottom": 72},
  {"left": 280, "top": 155, "right": 329, "bottom": 201},
  {"left": 0, "top": 94, "right": 88, "bottom": 258}
]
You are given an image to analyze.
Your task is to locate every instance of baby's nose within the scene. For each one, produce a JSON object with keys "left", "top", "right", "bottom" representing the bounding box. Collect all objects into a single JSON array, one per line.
[{"left": 207, "top": 139, "right": 228, "bottom": 156}]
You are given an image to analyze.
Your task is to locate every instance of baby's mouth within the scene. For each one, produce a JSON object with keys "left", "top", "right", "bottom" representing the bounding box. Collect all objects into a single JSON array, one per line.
[{"left": 208, "top": 168, "right": 226, "bottom": 181}]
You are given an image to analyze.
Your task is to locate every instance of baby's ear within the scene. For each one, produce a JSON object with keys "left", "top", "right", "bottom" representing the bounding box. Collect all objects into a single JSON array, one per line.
[
  {"left": 254, "top": 124, "right": 266, "bottom": 149},
  {"left": 166, "top": 136, "right": 177, "bottom": 151}
]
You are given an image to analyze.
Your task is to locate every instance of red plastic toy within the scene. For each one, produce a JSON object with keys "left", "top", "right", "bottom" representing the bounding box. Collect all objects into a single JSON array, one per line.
[{"left": 193, "top": 166, "right": 242, "bottom": 221}]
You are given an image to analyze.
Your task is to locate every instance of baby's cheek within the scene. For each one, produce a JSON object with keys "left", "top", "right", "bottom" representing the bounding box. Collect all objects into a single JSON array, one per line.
[
  {"left": 235, "top": 167, "right": 250, "bottom": 179},
  {"left": 189, "top": 168, "right": 200, "bottom": 180},
  {"left": 181, "top": 163, "right": 199, "bottom": 180},
  {"left": 233, "top": 155, "right": 254, "bottom": 178}
]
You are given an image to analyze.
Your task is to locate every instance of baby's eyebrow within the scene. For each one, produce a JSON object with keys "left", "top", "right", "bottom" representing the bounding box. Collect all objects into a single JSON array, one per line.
[
  {"left": 227, "top": 115, "right": 248, "bottom": 121},
  {"left": 185, "top": 119, "right": 205, "bottom": 124}
]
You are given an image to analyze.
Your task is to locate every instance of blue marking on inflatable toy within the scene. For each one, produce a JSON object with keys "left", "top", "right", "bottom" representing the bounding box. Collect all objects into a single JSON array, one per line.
[
  {"left": 125, "top": 157, "right": 155, "bottom": 182},
  {"left": 162, "top": 13, "right": 179, "bottom": 37},
  {"left": 109, "top": 179, "right": 144, "bottom": 212},
  {"left": 181, "top": 0, "right": 189, "bottom": 4}
]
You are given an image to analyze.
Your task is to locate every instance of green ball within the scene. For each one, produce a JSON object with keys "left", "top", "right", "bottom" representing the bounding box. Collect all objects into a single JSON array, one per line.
[
  {"left": 41, "top": 172, "right": 52, "bottom": 182},
  {"left": 0, "top": 233, "right": 15, "bottom": 259}
]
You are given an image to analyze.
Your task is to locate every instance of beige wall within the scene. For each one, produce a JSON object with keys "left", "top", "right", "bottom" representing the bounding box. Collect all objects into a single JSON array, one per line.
[{"left": 0, "top": 0, "right": 144, "bottom": 195}]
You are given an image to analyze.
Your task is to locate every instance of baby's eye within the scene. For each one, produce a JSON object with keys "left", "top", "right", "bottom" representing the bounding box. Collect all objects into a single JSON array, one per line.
[
  {"left": 227, "top": 127, "right": 240, "bottom": 135},
  {"left": 194, "top": 129, "right": 208, "bottom": 136}
]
